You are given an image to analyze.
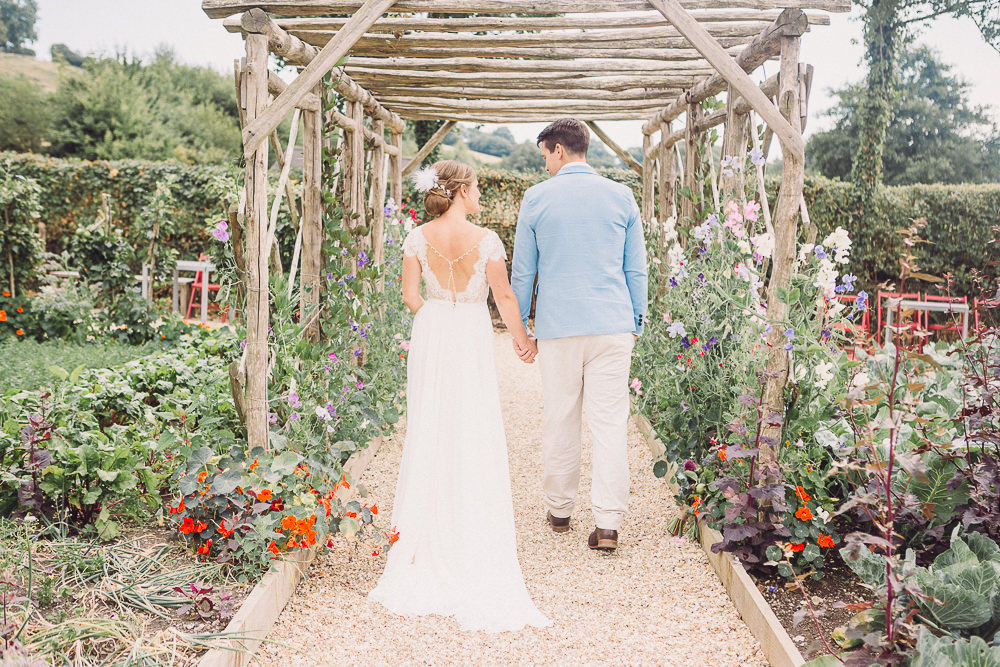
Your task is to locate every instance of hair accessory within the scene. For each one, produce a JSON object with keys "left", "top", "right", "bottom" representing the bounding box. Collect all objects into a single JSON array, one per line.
[{"left": 413, "top": 165, "right": 452, "bottom": 196}]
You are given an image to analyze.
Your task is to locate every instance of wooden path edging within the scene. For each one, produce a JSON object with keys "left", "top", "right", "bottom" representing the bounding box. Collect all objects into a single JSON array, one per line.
[
  {"left": 631, "top": 413, "right": 805, "bottom": 667},
  {"left": 198, "top": 434, "right": 387, "bottom": 667}
]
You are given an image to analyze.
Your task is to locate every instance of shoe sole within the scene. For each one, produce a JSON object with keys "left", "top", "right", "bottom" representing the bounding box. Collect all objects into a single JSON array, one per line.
[
  {"left": 549, "top": 523, "right": 570, "bottom": 533},
  {"left": 589, "top": 539, "right": 618, "bottom": 550}
]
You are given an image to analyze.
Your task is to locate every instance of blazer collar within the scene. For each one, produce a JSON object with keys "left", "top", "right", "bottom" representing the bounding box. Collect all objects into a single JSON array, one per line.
[{"left": 555, "top": 162, "right": 596, "bottom": 177}]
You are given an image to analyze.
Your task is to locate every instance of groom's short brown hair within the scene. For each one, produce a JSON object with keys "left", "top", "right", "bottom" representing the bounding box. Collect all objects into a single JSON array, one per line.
[{"left": 537, "top": 119, "right": 589, "bottom": 157}]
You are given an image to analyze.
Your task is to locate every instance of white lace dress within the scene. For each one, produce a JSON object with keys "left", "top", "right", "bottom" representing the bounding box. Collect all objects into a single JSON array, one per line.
[{"left": 368, "top": 225, "right": 551, "bottom": 633}]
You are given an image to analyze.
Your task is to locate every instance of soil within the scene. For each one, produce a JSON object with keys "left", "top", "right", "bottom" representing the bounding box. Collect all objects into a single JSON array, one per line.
[{"left": 752, "top": 556, "right": 875, "bottom": 661}]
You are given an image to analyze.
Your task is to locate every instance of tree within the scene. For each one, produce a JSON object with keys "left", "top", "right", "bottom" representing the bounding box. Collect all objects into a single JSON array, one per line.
[
  {"left": 0, "top": 74, "right": 49, "bottom": 152},
  {"left": 50, "top": 43, "right": 86, "bottom": 67},
  {"left": 0, "top": 0, "right": 37, "bottom": 53},
  {"left": 850, "top": 0, "right": 998, "bottom": 203},
  {"left": 497, "top": 141, "right": 545, "bottom": 173},
  {"left": 807, "top": 46, "right": 1000, "bottom": 185}
]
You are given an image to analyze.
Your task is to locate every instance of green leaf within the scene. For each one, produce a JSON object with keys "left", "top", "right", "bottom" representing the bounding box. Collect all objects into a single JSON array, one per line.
[
  {"left": 917, "top": 577, "right": 992, "bottom": 630},
  {"left": 271, "top": 451, "right": 301, "bottom": 477},
  {"left": 48, "top": 365, "right": 69, "bottom": 381},
  {"left": 766, "top": 545, "right": 784, "bottom": 562},
  {"left": 339, "top": 517, "right": 360, "bottom": 538},
  {"left": 96, "top": 469, "right": 119, "bottom": 483},
  {"left": 907, "top": 452, "right": 966, "bottom": 527},
  {"left": 802, "top": 543, "right": 821, "bottom": 562},
  {"left": 653, "top": 460, "right": 669, "bottom": 478},
  {"left": 777, "top": 563, "right": 793, "bottom": 578},
  {"left": 187, "top": 446, "right": 215, "bottom": 468},
  {"left": 69, "top": 363, "right": 86, "bottom": 383},
  {"left": 211, "top": 468, "right": 242, "bottom": 495},
  {"left": 840, "top": 545, "right": 887, "bottom": 589}
]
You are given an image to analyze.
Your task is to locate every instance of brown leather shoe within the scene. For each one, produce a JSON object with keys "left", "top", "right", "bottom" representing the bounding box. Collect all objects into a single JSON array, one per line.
[
  {"left": 546, "top": 511, "right": 570, "bottom": 533},
  {"left": 588, "top": 527, "right": 618, "bottom": 551}
]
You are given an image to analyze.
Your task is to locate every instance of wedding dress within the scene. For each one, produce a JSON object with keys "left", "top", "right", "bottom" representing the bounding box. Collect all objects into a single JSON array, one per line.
[{"left": 368, "top": 225, "right": 551, "bottom": 633}]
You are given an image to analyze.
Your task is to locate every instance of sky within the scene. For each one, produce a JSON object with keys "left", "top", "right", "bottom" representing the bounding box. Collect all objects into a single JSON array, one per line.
[{"left": 32, "top": 1, "right": 1000, "bottom": 153}]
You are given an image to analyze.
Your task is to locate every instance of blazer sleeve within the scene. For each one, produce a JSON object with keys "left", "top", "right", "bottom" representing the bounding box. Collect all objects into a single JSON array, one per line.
[
  {"left": 510, "top": 193, "right": 538, "bottom": 330},
  {"left": 623, "top": 197, "right": 648, "bottom": 335}
]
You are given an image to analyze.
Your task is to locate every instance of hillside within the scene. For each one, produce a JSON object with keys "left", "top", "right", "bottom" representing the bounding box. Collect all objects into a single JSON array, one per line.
[{"left": 0, "top": 53, "right": 73, "bottom": 92}]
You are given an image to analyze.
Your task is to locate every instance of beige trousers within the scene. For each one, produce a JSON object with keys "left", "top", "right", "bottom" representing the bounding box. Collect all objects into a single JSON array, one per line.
[{"left": 537, "top": 333, "right": 634, "bottom": 531}]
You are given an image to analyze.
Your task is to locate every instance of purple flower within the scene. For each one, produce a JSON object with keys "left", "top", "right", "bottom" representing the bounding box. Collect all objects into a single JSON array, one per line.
[
  {"left": 750, "top": 147, "right": 765, "bottom": 167},
  {"left": 681, "top": 336, "right": 691, "bottom": 350},
  {"left": 288, "top": 392, "right": 302, "bottom": 408},
  {"left": 814, "top": 245, "right": 827, "bottom": 260},
  {"left": 783, "top": 329, "right": 795, "bottom": 339},
  {"left": 268, "top": 413, "right": 277, "bottom": 423},
  {"left": 356, "top": 381, "right": 364, "bottom": 390},
  {"left": 822, "top": 329, "right": 831, "bottom": 339},
  {"left": 327, "top": 273, "right": 334, "bottom": 280},
  {"left": 683, "top": 459, "right": 696, "bottom": 471},
  {"left": 289, "top": 412, "right": 299, "bottom": 421},
  {"left": 211, "top": 220, "right": 229, "bottom": 242},
  {"left": 353, "top": 348, "right": 361, "bottom": 358},
  {"left": 855, "top": 291, "right": 868, "bottom": 310},
  {"left": 240, "top": 339, "right": 247, "bottom": 349},
  {"left": 708, "top": 336, "right": 717, "bottom": 346},
  {"left": 328, "top": 352, "right": 338, "bottom": 362}
]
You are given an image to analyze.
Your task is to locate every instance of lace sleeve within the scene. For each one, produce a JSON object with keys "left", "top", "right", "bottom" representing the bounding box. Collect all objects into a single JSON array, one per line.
[
  {"left": 485, "top": 231, "right": 507, "bottom": 263},
  {"left": 402, "top": 228, "right": 421, "bottom": 258}
]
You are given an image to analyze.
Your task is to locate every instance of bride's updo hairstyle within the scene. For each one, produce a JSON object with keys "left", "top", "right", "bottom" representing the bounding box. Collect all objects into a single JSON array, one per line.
[{"left": 423, "top": 160, "right": 476, "bottom": 218}]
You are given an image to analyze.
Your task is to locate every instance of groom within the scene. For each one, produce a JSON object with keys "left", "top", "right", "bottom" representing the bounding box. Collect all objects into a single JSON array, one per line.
[{"left": 511, "top": 119, "right": 647, "bottom": 552}]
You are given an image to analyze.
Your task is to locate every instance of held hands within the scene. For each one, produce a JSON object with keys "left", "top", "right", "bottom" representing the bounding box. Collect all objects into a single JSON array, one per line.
[{"left": 513, "top": 336, "right": 538, "bottom": 364}]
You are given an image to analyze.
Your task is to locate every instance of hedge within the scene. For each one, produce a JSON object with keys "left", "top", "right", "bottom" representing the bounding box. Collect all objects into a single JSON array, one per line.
[{"left": 4, "top": 152, "right": 997, "bottom": 299}]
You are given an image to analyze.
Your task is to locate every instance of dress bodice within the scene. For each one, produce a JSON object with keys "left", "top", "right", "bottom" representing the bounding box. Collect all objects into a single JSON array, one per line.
[{"left": 402, "top": 226, "right": 507, "bottom": 304}]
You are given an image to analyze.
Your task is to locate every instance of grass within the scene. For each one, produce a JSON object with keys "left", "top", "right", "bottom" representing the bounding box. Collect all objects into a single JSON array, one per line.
[
  {"left": 0, "top": 338, "right": 160, "bottom": 393},
  {"left": 0, "top": 53, "right": 75, "bottom": 93}
]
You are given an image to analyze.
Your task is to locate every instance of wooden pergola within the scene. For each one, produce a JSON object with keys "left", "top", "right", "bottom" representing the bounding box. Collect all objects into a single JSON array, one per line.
[{"left": 203, "top": 0, "right": 849, "bottom": 455}]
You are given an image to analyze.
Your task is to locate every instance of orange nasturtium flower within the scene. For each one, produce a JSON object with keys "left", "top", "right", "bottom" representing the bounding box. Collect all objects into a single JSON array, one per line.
[
  {"left": 370, "top": 504, "right": 378, "bottom": 516},
  {"left": 16, "top": 329, "right": 23, "bottom": 336},
  {"left": 197, "top": 539, "right": 212, "bottom": 554},
  {"left": 1, "top": 290, "right": 9, "bottom": 297},
  {"left": 267, "top": 540, "right": 279, "bottom": 557},
  {"left": 817, "top": 533, "right": 835, "bottom": 548},
  {"left": 0, "top": 311, "right": 6, "bottom": 321},
  {"left": 717, "top": 448, "right": 727, "bottom": 462},
  {"left": 179, "top": 517, "right": 196, "bottom": 534},
  {"left": 795, "top": 486, "right": 812, "bottom": 502},
  {"left": 789, "top": 542, "right": 805, "bottom": 553},
  {"left": 257, "top": 488, "right": 272, "bottom": 502},
  {"left": 281, "top": 514, "right": 297, "bottom": 531},
  {"left": 795, "top": 505, "right": 814, "bottom": 522},
  {"left": 197, "top": 471, "right": 208, "bottom": 482},
  {"left": 16, "top": 307, "right": 22, "bottom": 313},
  {"left": 388, "top": 528, "right": 400, "bottom": 546}
]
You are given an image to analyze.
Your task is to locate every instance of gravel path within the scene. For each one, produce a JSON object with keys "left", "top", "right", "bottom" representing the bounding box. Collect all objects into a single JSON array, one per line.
[{"left": 259, "top": 332, "right": 767, "bottom": 666}]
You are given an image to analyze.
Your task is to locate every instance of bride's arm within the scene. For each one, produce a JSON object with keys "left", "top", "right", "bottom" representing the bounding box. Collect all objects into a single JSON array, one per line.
[
  {"left": 402, "top": 254, "right": 424, "bottom": 314},
  {"left": 486, "top": 258, "right": 533, "bottom": 356}
]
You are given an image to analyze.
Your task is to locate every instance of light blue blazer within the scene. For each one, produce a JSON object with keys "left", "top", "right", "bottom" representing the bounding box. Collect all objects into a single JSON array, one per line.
[{"left": 510, "top": 162, "right": 648, "bottom": 340}]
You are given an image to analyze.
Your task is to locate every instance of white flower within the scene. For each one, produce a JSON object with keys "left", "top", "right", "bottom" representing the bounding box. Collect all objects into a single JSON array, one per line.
[
  {"left": 751, "top": 232, "right": 774, "bottom": 258},
  {"left": 823, "top": 226, "right": 853, "bottom": 265},
  {"left": 849, "top": 370, "right": 870, "bottom": 393},
  {"left": 412, "top": 165, "right": 440, "bottom": 192},
  {"left": 734, "top": 262, "right": 752, "bottom": 281},
  {"left": 828, "top": 299, "right": 846, "bottom": 318},
  {"left": 815, "top": 507, "right": 831, "bottom": 523},
  {"left": 737, "top": 239, "right": 752, "bottom": 255},
  {"left": 814, "top": 361, "right": 835, "bottom": 389},
  {"left": 797, "top": 243, "right": 815, "bottom": 264},
  {"left": 814, "top": 258, "right": 838, "bottom": 297},
  {"left": 666, "top": 321, "right": 687, "bottom": 338},
  {"left": 315, "top": 405, "right": 331, "bottom": 421}
]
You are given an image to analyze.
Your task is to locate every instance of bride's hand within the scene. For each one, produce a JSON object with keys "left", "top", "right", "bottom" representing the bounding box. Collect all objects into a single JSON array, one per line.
[{"left": 513, "top": 338, "right": 536, "bottom": 363}]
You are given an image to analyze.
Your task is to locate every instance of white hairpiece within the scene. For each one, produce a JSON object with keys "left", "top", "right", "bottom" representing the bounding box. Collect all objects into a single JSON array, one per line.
[
  {"left": 413, "top": 166, "right": 439, "bottom": 193},
  {"left": 412, "top": 165, "right": 451, "bottom": 196}
]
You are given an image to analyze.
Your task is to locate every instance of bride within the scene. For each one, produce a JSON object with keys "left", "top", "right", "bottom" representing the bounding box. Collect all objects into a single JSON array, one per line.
[{"left": 368, "top": 160, "right": 551, "bottom": 633}]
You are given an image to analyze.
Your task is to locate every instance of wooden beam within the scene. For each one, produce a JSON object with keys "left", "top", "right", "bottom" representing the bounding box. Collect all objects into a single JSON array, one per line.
[
  {"left": 302, "top": 26, "right": 767, "bottom": 48},
  {"left": 322, "top": 41, "right": 746, "bottom": 61},
  {"left": 760, "top": 31, "right": 805, "bottom": 461},
  {"left": 380, "top": 97, "right": 667, "bottom": 112},
  {"left": 224, "top": 10, "right": 832, "bottom": 33},
  {"left": 402, "top": 120, "right": 457, "bottom": 178},
  {"left": 642, "top": 6, "right": 806, "bottom": 134},
  {"left": 301, "top": 88, "right": 323, "bottom": 343},
  {"left": 389, "top": 131, "right": 403, "bottom": 208},
  {"left": 240, "top": 0, "right": 399, "bottom": 159},
  {"left": 343, "top": 56, "right": 718, "bottom": 75},
  {"left": 644, "top": 0, "right": 804, "bottom": 158},
  {"left": 203, "top": 0, "right": 851, "bottom": 19},
  {"left": 347, "top": 69, "right": 699, "bottom": 91},
  {"left": 267, "top": 71, "right": 319, "bottom": 111},
  {"left": 644, "top": 73, "right": 779, "bottom": 158},
  {"left": 586, "top": 122, "right": 642, "bottom": 174},
  {"left": 326, "top": 108, "right": 400, "bottom": 155},
  {"left": 243, "top": 33, "right": 270, "bottom": 453},
  {"left": 641, "top": 134, "right": 656, "bottom": 223},
  {"left": 392, "top": 110, "right": 656, "bottom": 122},
  {"left": 242, "top": 9, "right": 403, "bottom": 132},
  {"left": 366, "top": 85, "right": 680, "bottom": 101}
]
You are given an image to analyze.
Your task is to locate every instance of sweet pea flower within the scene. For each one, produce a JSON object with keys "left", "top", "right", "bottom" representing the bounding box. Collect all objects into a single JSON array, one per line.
[
  {"left": 211, "top": 220, "right": 229, "bottom": 242},
  {"left": 315, "top": 405, "right": 331, "bottom": 420},
  {"left": 288, "top": 392, "right": 302, "bottom": 408},
  {"left": 855, "top": 291, "right": 869, "bottom": 310},
  {"left": 743, "top": 201, "right": 761, "bottom": 223},
  {"left": 630, "top": 378, "right": 643, "bottom": 395},
  {"left": 666, "top": 321, "right": 687, "bottom": 338},
  {"left": 750, "top": 147, "right": 765, "bottom": 167}
]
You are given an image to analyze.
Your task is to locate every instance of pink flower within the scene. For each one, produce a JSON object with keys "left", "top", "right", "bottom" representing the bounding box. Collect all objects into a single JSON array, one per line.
[
  {"left": 630, "top": 378, "right": 643, "bottom": 395},
  {"left": 743, "top": 201, "right": 761, "bottom": 223}
]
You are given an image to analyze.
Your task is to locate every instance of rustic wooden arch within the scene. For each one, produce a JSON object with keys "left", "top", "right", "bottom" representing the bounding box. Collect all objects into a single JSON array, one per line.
[{"left": 203, "top": 0, "right": 848, "bottom": 455}]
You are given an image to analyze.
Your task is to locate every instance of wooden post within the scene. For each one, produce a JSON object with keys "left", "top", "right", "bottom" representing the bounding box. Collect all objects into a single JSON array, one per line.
[
  {"left": 658, "top": 120, "right": 677, "bottom": 259},
  {"left": 342, "top": 101, "right": 358, "bottom": 230},
  {"left": 370, "top": 119, "right": 388, "bottom": 268},
  {"left": 760, "top": 32, "right": 805, "bottom": 463},
  {"left": 243, "top": 33, "right": 270, "bottom": 453},
  {"left": 351, "top": 100, "right": 366, "bottom": 242},
  {"left": 389, "top": 131, "right": 403, "bottom": 209},
  {"left": 301, "top": 86, "right": 323, "bottom": 343},
  {"left": 720, "top": 86, "right": 749, "bottom": 197},
  {"left": 681, "top": 100, "right": 702, "bottom": 227},
  {"left": 641, "top": 134, "right": 655, "bottom": 225}
]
